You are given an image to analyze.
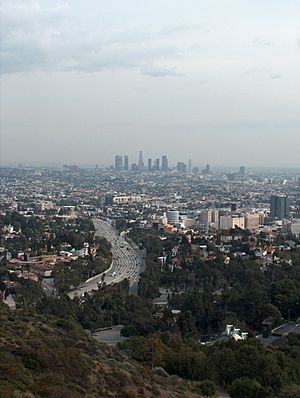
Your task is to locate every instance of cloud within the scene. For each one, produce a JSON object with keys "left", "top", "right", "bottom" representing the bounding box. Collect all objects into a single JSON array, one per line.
[
  {"left": 0, "top": 0, "right": 182, "bottom": 75},
  {"left": 242, "top": 67, "right": 269, "bottom": 76},
  {"left": 160, "top": 23, "right": 206, "bottom": 36},
  {"left": 141, "top": 64, "right": 182, "bottom": 77},
  {"left": 149, "top": 120, "right": 300, "bottom": 130},
  {"left": 268, "top": 74, "right": 282, "bottom": 79},
  {"left": 253, "top": 37, "right": 273, "bottom": 47},
  {"left": 242, "top": 69, "right": 282, "bottom": 80}
]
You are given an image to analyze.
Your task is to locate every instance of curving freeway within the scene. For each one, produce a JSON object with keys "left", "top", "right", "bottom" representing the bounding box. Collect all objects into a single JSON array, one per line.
[{"left": 68, "top": 218, "right": 144, "bottom": 299}]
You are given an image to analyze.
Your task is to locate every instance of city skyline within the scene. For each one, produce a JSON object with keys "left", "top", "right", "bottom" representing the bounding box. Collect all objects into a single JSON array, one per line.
[{"left": 1, "top": 1, "right": 300, "bottom": 167}]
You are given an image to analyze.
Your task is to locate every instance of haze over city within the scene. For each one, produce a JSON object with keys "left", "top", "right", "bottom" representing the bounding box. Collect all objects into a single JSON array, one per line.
[{"left": 0, "top": 0, "right": 300, "bottom": 167}]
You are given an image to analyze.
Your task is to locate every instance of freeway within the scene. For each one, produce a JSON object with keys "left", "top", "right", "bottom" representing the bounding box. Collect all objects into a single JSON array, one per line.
[{"left": 68, "top": 218, "right": 144, "bottom": 299}]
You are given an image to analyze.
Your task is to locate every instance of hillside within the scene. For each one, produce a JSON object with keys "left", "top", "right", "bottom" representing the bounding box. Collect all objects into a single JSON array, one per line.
[{"left": 0, "top": 304, "right": 205, "bottom": 398}]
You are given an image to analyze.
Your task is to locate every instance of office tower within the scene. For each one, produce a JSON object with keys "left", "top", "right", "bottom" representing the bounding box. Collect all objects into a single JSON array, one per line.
[
  {"left": 124, "top": 155, "right": 129, "bottom": 171},
  {"left": 131, "top": 163, "right": 139, "bottom": 171},
  {"left": 203, "top": 163, "right": 210, "bottom": 174},
  {"left": 239, "top": 166, "right": 245, "bottom": 176},
  {"left": 200, "top": 210, "right": 212, "bottom": 226},
  {"left": 270, "top": 195, "right": 290, "bottom": 219},
  {"left": 138, "top": 150, "right": 144, "bottom": 171},
  {"left": 188, "top": 159, "right": 192, "bottom": 173},
  {"left": 220, "top": 215, "right": 245, "bottom": 230},
  {"left": 177, "top": 162, "right": 187, "bottom": 173},
  {"left": 115, "top": 155, "right": 123, "bottom": 171},
  {"left": 154, "top": 158, "right": 160, "bottom": 171},
  {"left": 148, "top": 158, "right": 152, "bottom": 171},
  {"left": 245, "top": 213, "right": 260, "bottom": 230},
  {"left": 161, "top": 155, "right": 169, "bottom": 172},
  {"left": 200, "top": 210, "right": 219, "bottom": 227},
  {"left": 167, "top": 210, "right": 180, "bottom": 225}
]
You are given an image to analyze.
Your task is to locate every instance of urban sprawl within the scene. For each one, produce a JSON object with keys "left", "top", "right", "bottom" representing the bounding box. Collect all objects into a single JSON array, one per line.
[{"left": 1, "top": 156, "right": 300, "bottom": 397}]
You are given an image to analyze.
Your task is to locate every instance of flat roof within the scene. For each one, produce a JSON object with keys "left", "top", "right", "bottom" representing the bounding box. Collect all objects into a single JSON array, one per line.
[{"left": 272, "top": 322, "right": 300, "bottom": 336}]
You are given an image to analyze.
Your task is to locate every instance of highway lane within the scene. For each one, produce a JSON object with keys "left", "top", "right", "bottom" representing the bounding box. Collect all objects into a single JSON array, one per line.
[{"left": 68, "top": 218, "right": 144, "bottom": 299}]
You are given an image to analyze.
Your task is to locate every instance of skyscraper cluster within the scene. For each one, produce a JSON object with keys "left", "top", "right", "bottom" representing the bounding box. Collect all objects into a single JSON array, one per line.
[
  {"left": 114, "top": 154, "right": 247, "bottom": 177},
  {"left": 114, "top": 151, "right": 169, "bottom": 172}
]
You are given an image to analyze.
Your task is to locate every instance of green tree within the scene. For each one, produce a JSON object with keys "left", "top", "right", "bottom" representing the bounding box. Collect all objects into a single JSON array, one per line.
[
  {"left": 15, "top": 279, "right": 43, "bottom": 309},
  {"left": 228, "top": 377, "right": 266, "bottom": 398}
]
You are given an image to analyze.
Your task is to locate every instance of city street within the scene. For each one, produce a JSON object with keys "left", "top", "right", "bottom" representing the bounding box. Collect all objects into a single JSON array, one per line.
[{"left": 68, "top": 218, "right": 144, "bottom": 299}]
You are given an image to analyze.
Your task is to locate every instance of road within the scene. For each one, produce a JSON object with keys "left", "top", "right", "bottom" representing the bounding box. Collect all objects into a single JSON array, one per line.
[
  {"left": 68, "top": 218, "right": 144, "bottom": 299},
  {"left": 91, "top": 325, "right": 129, "bottom": 346}
]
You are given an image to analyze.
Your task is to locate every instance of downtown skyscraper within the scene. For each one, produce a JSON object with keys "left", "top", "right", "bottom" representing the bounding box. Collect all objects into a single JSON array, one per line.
[
  {"left": 124, "top": 155, "right": 129, "bottom": 171},
  {"left": 161, "top": 155, "right": 168, "bottom": 172},
  {"left": 138, "top": 150, "right": 144, "bottom": 171},
  {"left": 115, "top": 155, "right": 123, "bottom": 171}
]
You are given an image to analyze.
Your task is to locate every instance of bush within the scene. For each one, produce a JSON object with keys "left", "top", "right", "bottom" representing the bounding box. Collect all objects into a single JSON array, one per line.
[
  {"left": 119, "top": 391, "right": 137, "bottom": 398},
  {"left": 196, "top": 380, "right": 216, "bottom": 396},
  {"left": 276, "top": 385, "right": 300, "bottom": 398},
  {"left": 121, "top": 325, "right": 137, "bottom": 337},
  {"left": 228, "top": 377, "right": 266, "bottom": 398}
]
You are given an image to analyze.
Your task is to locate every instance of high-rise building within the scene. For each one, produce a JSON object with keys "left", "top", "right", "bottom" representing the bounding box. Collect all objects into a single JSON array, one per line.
[
  {"left": 124, "top": 155, "right": 129, "bottom": 171},
  {"left": 177, "top": 162, "right": 187, "bottom": 173},
  {"left": 167, "top": 210, "right": 180, "bottom": 225},
  {"left": 219, "top": 215, "right": 245, "bottom": 230},
  {"left": 239, "top": 166, "right": 245, "bottom": 176},
  {"left": 270, "top": 195, "right": 290, "bottom": 219},
  {"left": 154, "top": 158, "right": 160, "bottom": 171},
  {"left": 245, "top": 213, "right": 260, "bottom": 230},
  {"left": 161, "top": 155, "right": 168, "bottom": 172},
  {"left": 138, "top": 150, "right": 144, "bottom": 171},
  {"left": 188, "top": 159, "right": 193, "bottom": 173},
  {"left": 200, "top": 210, "right": 219, "bottom": 227},
  {"left": 147, "top": 158, "right": 152, "bottom": 171},
  {"left": 203, "top": 164, "right": 210, "bottom": 174},
  {"left": 115, "top": 155, "right": 123, "bottom": 171}
]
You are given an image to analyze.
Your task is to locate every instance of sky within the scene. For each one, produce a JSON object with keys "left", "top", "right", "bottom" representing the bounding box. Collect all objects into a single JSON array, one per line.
[{"left": 0, "top": 0, "right": 300, "bottom": 168}]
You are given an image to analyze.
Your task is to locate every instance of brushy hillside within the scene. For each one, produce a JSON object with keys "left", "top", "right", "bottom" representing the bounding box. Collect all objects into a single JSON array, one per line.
[{"left": 0, "top": 305, "right": 205, "bottom": 398}]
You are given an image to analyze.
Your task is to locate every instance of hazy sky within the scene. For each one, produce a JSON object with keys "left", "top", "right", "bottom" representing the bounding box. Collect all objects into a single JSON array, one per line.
[{"left": 0, "top": 0, "right": 300, "bottom": 167}]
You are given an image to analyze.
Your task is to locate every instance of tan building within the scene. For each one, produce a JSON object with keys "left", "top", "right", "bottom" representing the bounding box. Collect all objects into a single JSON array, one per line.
[
  {"left": 245, "top": 213, "right": 261, "bottom": 230},
  {"left": 112, "top": 195, "right": 142, "bottom": 204},
  {"left": 200, "top": 209, "right": 219, "bottom": 226},
  {"left": 220, "top": 215, "right": 245, "bottom": 230}
]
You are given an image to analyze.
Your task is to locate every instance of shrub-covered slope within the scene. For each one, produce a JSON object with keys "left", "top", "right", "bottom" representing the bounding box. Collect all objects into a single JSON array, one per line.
[{"left": 0, "top": 306, "right": 204, "bottom": 398}]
